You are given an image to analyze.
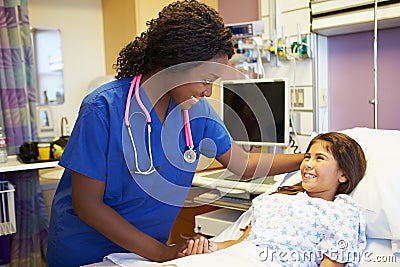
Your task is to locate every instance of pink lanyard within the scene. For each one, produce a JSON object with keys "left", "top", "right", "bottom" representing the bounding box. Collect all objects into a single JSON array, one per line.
[{"left": 124, "top": 75, "right": 196, "bottom": 170}]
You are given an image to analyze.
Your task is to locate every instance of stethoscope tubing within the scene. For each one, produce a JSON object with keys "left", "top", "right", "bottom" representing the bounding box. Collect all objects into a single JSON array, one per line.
[
  {"left": 124, "top": 75, "right": 196, "bottom": 174},
  {"left": 183, "top": 110, "right": 194, "bottom": 148}
]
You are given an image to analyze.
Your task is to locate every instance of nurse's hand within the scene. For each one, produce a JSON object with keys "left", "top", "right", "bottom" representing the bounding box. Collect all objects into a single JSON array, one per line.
[
  {"left": 182, "top": 235, "right": 218, "bottom": 255},
  {"left": 162, "top": 240, "right": 189, "bottom": 260}
]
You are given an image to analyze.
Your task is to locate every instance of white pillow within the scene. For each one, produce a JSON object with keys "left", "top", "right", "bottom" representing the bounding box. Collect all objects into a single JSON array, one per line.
[
  {"left": 273, "top": 128, "right": 400, "bottom": 254},
  {"left": 343, "top": 128, "right": 400, "bottom": 254}
]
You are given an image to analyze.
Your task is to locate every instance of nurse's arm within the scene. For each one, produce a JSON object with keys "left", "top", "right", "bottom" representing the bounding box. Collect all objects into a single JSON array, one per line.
[
  {"left": 71, "top": 171, "right": 187, "bottom": 262},
  {"left": 216, "top": 142, "right": 304, "bottom": 178}
]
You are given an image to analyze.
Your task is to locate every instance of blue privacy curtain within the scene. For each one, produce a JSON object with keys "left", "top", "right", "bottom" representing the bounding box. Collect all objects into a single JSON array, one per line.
[
  {"left": 5, "top": 171, "right": 48, "bottom": 267},
  {"left": 0, "top": 0, "right": 37, "bottom": 152},
  {"left": 0, "top": 0, "right": 48, "bottom": 266}
]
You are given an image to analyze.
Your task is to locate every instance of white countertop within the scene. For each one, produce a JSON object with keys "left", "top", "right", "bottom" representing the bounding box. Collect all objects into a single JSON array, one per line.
[{"left": 0, "top": 155, "right": 59, "bottom": 173}]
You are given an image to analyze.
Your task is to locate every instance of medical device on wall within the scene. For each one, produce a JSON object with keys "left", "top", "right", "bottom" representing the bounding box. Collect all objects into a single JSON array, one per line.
[
  {"left": 226, "top": 20, "right": 265, "bottom": 38},
  {"left": 220, "top": 78, "right": 290, "bottom": 147},
  {"left": 124, "top": 75, "right": 196, "bottom": 175},
  {"left": 226, "top": 20, "right": 267, "bottom": 79}
]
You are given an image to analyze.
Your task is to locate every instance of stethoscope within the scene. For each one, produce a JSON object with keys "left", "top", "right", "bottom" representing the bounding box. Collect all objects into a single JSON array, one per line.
[{"left": 124, "top": 74, "right": 197, "bottom": 175}]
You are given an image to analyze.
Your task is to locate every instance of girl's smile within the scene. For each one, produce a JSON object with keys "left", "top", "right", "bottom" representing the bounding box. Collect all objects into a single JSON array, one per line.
[{"left": 300, "top": 140, "right": 347, "bottom": 201}]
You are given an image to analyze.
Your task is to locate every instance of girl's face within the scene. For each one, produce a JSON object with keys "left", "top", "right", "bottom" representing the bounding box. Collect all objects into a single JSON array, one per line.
[
  {"left": 300, "top": 140, "right": 348, "bottom": 201},
  {"left": 167, "top": 55, "right": 229, "bottom": 110}
]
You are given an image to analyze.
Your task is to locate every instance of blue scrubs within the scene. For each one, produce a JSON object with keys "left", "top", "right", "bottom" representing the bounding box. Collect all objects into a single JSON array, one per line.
[{"left": 46, "top": 78, "right": 232, "bottom": 267}]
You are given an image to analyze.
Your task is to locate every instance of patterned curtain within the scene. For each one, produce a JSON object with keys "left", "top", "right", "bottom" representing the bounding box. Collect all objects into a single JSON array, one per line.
[
  {"left": 0, "top": 1, "right": 47, "bottom": 267},
  {"left": 6, "top": 171, "right": 48, "bottom": 267},
  {"left": 0, "top": 0, "right": 37, "bottom": 155}
]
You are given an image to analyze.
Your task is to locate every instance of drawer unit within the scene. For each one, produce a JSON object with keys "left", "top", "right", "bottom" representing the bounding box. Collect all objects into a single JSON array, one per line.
[{"left": 195, "top": 208, "right": 244, "bottom": 237}]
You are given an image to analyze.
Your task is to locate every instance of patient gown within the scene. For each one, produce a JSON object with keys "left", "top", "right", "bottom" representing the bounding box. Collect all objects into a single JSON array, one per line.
[{"left": 245, "top": 192, "right": 366, "bottom": 267}]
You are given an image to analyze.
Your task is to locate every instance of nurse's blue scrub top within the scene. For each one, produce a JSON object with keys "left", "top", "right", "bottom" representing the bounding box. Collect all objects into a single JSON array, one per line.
[{"left": 47, "top": 78, "right": 232, "bottom": 267}]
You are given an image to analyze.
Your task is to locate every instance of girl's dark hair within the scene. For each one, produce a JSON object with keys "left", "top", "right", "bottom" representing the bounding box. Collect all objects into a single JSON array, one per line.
[
  {"left": 274, "top": 132, "right": 367, "bottom": 196},
  {"left": 113, "top": 0, "right": 234, "bottom": 79}
]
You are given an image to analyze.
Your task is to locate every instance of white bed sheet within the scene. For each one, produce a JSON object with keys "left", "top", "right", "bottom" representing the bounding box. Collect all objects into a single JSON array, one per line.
[
  {"left": 86, "top": 207, "right": 399, "bottom": 267},
  {"left": 89, "top": 239, "right": 399, "bottom": 267},
  {"left": 88, "top": 172, "right": 399, "bottom": 266}
]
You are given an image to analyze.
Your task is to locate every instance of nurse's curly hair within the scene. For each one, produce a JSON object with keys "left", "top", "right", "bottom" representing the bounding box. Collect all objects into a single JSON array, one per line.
[{"left": 113, "top": 0, "right": 234, "bottom": 79}]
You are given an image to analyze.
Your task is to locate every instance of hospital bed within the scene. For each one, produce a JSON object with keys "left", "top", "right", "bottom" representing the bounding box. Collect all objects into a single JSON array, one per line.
[{"left": 86, "top": 127, "right": 400, "bottom": 266}]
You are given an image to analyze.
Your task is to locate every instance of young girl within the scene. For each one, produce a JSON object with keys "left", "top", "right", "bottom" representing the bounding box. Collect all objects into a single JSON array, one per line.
[{"left": 186, "top": 132, "right": 367, "bottom": 266}]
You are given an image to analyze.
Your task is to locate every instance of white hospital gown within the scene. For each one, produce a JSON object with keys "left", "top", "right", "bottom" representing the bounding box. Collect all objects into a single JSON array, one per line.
[{"left": 245, "top": 192, "right": 366, "bottom": 267}]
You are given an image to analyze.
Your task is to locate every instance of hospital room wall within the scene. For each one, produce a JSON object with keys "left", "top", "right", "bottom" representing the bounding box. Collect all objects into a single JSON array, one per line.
[
  {"left": 30, "top": 0, "right": 398, "bottom": 145},
  {"left": 27, "top": 0, "right": 314, "bottom": 146},
  {"left": 328, "top": 27, "right": 400, "bottom": 131},
  {"left": 218, "top": 0, "right": 259, "bottom": 24},
  {"left": 260, "top": 0, "right": 315, "bottom": 151},
  {"left": 248, "top": 0, "right": 400, "bottom": 137},
  {"left": 28, "top": 0, "right": 219, "bottom": 136},
  {"left": 28, "top": 0, "right": 321, "bottom": 148},
  {"left": 218, "top": 0, "right": 315, "bottom": 151},
  {"left": 102, "top": 0, "right": 218, "bottom": 75},
  {"left": 28, "top": 0, "right": 106, "bottom": 138}
]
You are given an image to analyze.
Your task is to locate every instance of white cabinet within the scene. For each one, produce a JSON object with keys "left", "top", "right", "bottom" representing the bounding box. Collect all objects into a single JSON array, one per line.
[
  {"left": 195, "top": 208, "right": 244, "bottom": 237},
  {"left": 311, "top": 0, "right": 400, "bottom": 36}
]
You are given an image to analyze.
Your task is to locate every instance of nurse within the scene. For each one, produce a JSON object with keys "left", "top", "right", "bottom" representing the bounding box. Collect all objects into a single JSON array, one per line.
[{"left": 47, "top": 1, "right": 304, "bottom": 266}]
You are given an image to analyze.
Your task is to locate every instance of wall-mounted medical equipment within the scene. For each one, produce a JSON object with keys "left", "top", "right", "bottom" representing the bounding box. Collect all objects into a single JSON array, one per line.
[
  {"left": 227, "top": 20, "right": 313, "bottom": 79},
  {"left": 226, "top": 20, "right": 265, "bottom": 38},
  {"left": 226, "top": 20, "right": 267, "bottom": 79},
  {"left": 219, "top": 78, "right": 290, "bottom": 147}
]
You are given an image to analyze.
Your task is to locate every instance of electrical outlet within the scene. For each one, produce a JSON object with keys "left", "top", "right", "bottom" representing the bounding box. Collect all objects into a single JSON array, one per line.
[
  {"left": 319, "top": 88, "right": 328, "bottom": 107},
  {"left": 291, "top": 88, "right": 305, "bottom": 108},
  {"left": 296, "top": 88, "right": 305, "bottom": 107}
]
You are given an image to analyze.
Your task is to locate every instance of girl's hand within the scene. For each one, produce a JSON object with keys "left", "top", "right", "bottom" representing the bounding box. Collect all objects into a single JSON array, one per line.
[
  {"left": 182, "top": 235, "right": 218, "bottom": 255},
  {"left": 184, "top": 225, "right": 251, "bottom": 254}
]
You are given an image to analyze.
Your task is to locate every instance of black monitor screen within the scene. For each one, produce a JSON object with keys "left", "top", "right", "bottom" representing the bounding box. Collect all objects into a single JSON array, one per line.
[{"left": 220, "top": 78, "right": 289, "bottom": 147}]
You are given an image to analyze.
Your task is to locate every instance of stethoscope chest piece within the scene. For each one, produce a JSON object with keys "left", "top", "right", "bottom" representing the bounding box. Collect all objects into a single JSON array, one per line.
[{"left": 184, "top": 147, "right": 197, "bottom": 164}]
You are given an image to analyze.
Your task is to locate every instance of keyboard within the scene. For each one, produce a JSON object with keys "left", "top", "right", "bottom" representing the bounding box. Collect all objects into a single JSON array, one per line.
[
  {"left": 193, "top": 191, "right": 252, "bottom": 211},
  {"left": 198, "top": 169, "right": 274, "bottom": 183},
  {"left": 193, "top": 169, "right": 276, "bottom": 195},
  {"left": 219, "top": 195, "right": 252, "bottom": 204}
]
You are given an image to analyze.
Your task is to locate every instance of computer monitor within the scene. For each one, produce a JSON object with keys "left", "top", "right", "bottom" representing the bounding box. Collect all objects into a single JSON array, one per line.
[{"left": 220, "top": 78, "right": 289, "bottom": 147}]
